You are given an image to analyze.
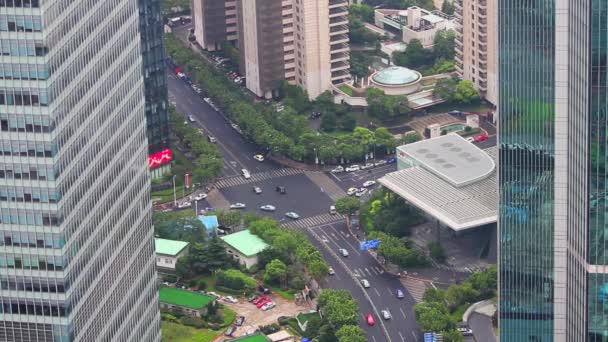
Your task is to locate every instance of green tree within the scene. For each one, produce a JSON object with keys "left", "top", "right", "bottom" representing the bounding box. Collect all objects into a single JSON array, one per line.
[
  {"left": 433, "top": 76, "right": 459, "bottom": 101},
  {"left": 321, "top": 112, "right": 338, "bottom": 131},
  {"left": 304, "top": 316, "right": 323, "bottom": 338},
  {"left": 433, "top": 29, "right": 456, "bottom": 60},
  {"left": 375, "top": 127, "right": 396, "bottom": 153},
  {"left": 414, "top": 301, "right": 454, "bottom": 332},
  {"left": 441, "top": 0, "right": 455, "bottom": 15},
  {"left": 318, "top": 324, "right": 337, "bottom": 342},
  {"left": 400, "top": 131, "right": 423, "bottom": 145},
  {"left": 317, "top": 289, "right": 359, "bottom": 328},
  {"left": 349, "top": 3, "right": 375, "bottom": 22},
  {"left": 445, "top": 282, "right": 480, "bottom": 310},
  {"left": 442, "top": 329, "right": 465, "bottom": 342},
  {"left": 264, "top": 259, "right": 288, "bottom": 285},
  {"left": 335, "top": 196, "right": 361, "bottom": 216},
  {"left": 336, "top": 325, "right": 367, "bottom": 342},
  {"left": 153, "top": 211, "right": 207, "bottom": 243},
  {"left": 394, "top": 39, "right": 428, "bottom": 68},
  {"left": 175, "top": 256, "right": 191, "bottom": 279},
  {"left": 257, "top": 247, "right": 289, "bottom": 269},
  {"left": 340, "top": 113, "right": 358, "bottom": 131},
  {"left": 423, "top": 287, "right": 447, "bottom": 303},
  {"left": 454, "top": 80, "right": 480, "bottom": 103},
  {"left": 308, "top": 259, "right": 330, "bottom": 280},
  {"left": 215, "top": 210, "right": 242, "bottom": 229}
]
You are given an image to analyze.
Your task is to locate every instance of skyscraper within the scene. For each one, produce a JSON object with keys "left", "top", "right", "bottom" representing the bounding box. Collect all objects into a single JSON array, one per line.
[
  {"left": 499, "top": 1, "right": 608, "bottom": 340},
  {"left": 0, "top": 0, "right": 160, "bottom": 341}
]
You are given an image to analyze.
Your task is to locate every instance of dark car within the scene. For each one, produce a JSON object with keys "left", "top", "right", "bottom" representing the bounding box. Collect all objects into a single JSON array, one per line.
[
  {"left": 387, "top": 157, "right": 397, "bottom": 164},
  {"left": 235, "top": 316, "right": 245, "bottom": 326},
  {"left": 275, "top": 186, "right": 286, "bottom": 194},
  {"left": 258, "top": 285, "right": 271, "bottom": 294},
  {"left": 224, "top": 326, "right": 236, "bottom": 337}
]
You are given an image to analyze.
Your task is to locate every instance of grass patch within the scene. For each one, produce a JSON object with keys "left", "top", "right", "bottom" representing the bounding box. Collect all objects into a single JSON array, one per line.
[
  {"left": 159, "top": 286, "right": 214, "bottom": 309},
  {"left": 274, "top": 288, "right": 296, "bottom": 300},
  {"left": 449, "top": 303, "right": 471, "bottom": 323},
  {"left": 220, "top": 305, "right": 237, "bottom": 327},
  {"left": 338, "top": 84, "right": 355, "bottom": 96},
  {"left": 296, "top": 311, "right": 320, "bottom": 325},
  {"left": 161, "top": 321, "right": 220, "bottom": 342},
  {"left": 229, "top": 334, "right": 269, "bottom": 342}
]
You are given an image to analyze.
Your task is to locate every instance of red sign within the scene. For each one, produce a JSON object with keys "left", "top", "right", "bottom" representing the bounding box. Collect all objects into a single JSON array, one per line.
[
  {"left": 185, "top": 173, "right": 191, "bottom": 188},
  {"left": 148, "top": 148, "right": 172, "bottom": 168}
]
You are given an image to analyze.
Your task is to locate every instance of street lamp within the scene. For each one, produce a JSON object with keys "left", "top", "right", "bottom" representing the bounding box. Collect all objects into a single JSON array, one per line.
[
  {"left": 195, "top": 200, "right": 198, "bottom": 216},
  {"left": 314, "top": 148, "right": 319, "bottom": 165},
  {"left": 172, "top": 175, "right": 177, "bottom": 207}
]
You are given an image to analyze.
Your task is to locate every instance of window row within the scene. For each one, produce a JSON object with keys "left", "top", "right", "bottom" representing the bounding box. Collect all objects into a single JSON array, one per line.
[
  {"left": 0, "top": 141, "right": 55, "bottom": 157},
  {"left": 0, "top": 164, "right": 56, "bottom": 181},
  {"left": 0, "top": 39, "right": 48, "bottom": 57},
  {"left": 0, "top": 15, "right": 42, "bottom": 32},
  {"left": 0, "top": 0, "right": 40, "bottom": 8},
  {"left": 0, "top": 63, "right": 50, "bottom": 80},
  {"left": 0, "top": 208, "right": 61, "bottom": 226},
  {"left": 0, "top": 187, "right": 61, "bottom": 204},
  {"left": 0, "top": 254, "right": 65, "bottom": 271},
  {"left": 0, "top": 301, "right": 68, "bottom": 317},
  {"left": 0, "top": 114, "right": 53, "bottom": 133},
  {"left": 1, "top": 231, "right": 64, "bottom": 249},
  {"left": 1, "top": 277, "right": 66, "bottom": 293},
  {"left": 0, "top": 88, "right": 49, "bottom": 106}
]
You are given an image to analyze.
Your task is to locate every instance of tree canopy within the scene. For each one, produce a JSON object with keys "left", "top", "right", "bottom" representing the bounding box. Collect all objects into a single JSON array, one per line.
[
  {"left": 336, "top": 325, "right": 367, "bottom": 342},
  {"left": 317, "top": 289, "right": 359, "bottom": 328},
  {"left": 335, "top": 196, "right": 361, "bottom": 216}
]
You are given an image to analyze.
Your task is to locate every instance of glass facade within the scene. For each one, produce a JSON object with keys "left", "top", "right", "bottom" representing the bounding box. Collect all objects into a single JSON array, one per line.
[
  {"left": 0, "top": 0, "right": 161, "bottom": 341},
  {"left": 498, "top": 0, "right": 555, "bottom": 340}
]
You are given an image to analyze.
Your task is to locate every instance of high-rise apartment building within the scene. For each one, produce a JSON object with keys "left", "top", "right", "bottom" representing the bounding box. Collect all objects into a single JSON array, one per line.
[
  {"left": 499, "top": 1, "right": 608, "bottom": 340},
  {"left": 192, "top": 0, "right": 350, "bottom": 99},
  {"left": 0, "top": 0, "right": 160, "bottom": 341},
  {"left": 454, "top": 0, "right": 497, "bottom": 105}
]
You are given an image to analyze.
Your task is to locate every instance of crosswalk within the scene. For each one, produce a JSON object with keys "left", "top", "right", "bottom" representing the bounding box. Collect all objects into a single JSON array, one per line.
[
  {"left": 214, "top": 168, "right": 305, "bottom": 188},
  {"left": 282, "top": 213, "right": 344, "bottom": 229},
  {"left": 401, "top": 277, "right": 428, "bottom": 303},
  {"left": 351, "top": 266, "right": 386, "bottom": 278},
  {"left": 435, "top": 263, "right": 484, "bottom": 274},
  {"left": 304, "top": 172, "right": 347, "bottom": 201}
]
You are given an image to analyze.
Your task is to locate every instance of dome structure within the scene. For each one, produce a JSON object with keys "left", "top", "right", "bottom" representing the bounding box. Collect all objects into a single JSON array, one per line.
[{"left": 369, "top": 66, "right": 423, "bottom": 95}]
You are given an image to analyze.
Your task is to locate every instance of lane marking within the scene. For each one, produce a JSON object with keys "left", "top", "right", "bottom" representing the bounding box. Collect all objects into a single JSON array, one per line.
[
  {"left": 327, "top": 224, "right": 361, "bottom": 255},
  {"left": 399, "top": 308, "right": 407, "bottom": 319},
  {"left": 373, "top": 288, "right": 381, "bottom": 297},
  {"left": 330, "top": 172, "right": 342, "bottom": 182},
  {"left": 387, "top": 287, "right": 393, "bottom": 296},
  {"left": 411, "top": 331, "right": 418, "bottom": 341},
  {"left": 365, "top": 268, "right": 372, "bottom": 276},
  {"left": 372, "top": 336, "right": 377, "bottom": 342},
  {"left": 399, "top": 331, "right": 406, "bottom": 342}
]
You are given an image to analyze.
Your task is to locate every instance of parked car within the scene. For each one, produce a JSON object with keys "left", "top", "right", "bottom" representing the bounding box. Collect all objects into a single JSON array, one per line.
[
  {"left": 254, "top": 154, "right": 265, "bottom": 162},
  {"left": 465, "top": 137, "right": 475, "bottom": 143},
  {"left": 276, "top": 186, "right": 286, "bottom": 194},
  {"left": 256, "top": 298, "right": 271, "bottom": 308},
  {"left": 347, "top": 187, "right": 358, "bottom": 196},
  {"left": 261, "top": 302, "right": 276, "bottom": 311},
  {"left": 474, "top": 132, "right": 489, "bottom": 142},
  {"left": 224, "top": 326, "right": 236, "bottom": 337},
  {"left": 257, "top": 285, "right": 271, "bottom": 294},
  {"left": 345, "top": 165, "right": 360, "bottom": 172},
  {"left": 178, "top": 201, "right": 191, "bottom": 209},
  {"left": 339, "top": 248, "right": 349, "bottom": 257},
  {"left": 331, "top": 166, "right": 344, "bottom": 173},
  {"left": 361, "top": 162, "right": 374, "bottom": 170},
  {"left": 381, "top": 310, "right": 391, "bottom": 320},
  {"left": 247, "top": 296, "right": 258, "bottom": 302},
  {"left": 253, "top": 186, "right": 263, "bottom": 194},
  {"left": 396, "top": 289, "right": 405, "bottom": 299},
  {"left": 252, "top": 296, "right": 266, "bottom": 305},
  {"left": 241, "top": 169, "right": 251, "bottom": 179},
  {"left": 366, "top": 313, "right": 375, "bottom": 326},
  {"left": 194, "top": 193, "right": 207, "bottom": 201},
  {"left": 374, "top": 160, "right": 387, "bottom": 166},
  {"left": 223, "top": 296, "right": 238, "bottom": 303},
  {"left": 230, "top": 203, "right": 246, "bottom": 209},
  {"left": 363, "top": 180, "right": 376, "bottom": 187},
  {"left": 285, "top": 212, "right": 300, "bottom": 219},
  {"left": 328, "top": 267, "right": 335, "bottom": 275},
  {"left": 387, "top": 157, "right": 397, "bottom": 164},
  {"left": 457, "top": 326, "right": 474, "bottom": 336},
  {"left": 235, "top": 316, "right": 245, "bottom": 326},
  {"left": 361, "top": 279, "right": 370, "bottom": 288},
  {"left": 260, "top": 205, "right": 276, "bottom": 211},
  {"left": 207, "top": 291, "right": 221, "bottom": 298},
  {"left": 188, "top": 115, "right": 196, "bottom": 122}
]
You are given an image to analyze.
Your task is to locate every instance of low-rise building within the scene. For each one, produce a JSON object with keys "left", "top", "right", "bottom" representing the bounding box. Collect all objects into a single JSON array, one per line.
[
  {"left": 159, "top": 286, "right": 215, "bottom": 316},
  {"left": 155, "top": 238, "right": 189, "bottom": 272},
  {"left": 220, "top": 230, "right": 269, "bottom": 268},
  {"left": 374, "top": 7, "right": 454, "bottom": 48}
]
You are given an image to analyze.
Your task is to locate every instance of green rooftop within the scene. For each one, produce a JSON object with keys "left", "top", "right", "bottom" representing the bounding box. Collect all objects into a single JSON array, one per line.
[
  {"left": 220, "top": 230, "right": 269, "bottom": 257},
  {"left": 159, "top": 286, "right": 213, "bottom": 309},
  {"left": 228, "top": 333, "right": 269, "bottom": 342},
  {"left": 155, "top": 238, "right": 189, "bottom": 256}
]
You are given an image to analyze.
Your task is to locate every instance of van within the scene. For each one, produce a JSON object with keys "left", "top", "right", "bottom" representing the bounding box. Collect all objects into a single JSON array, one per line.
[{"left": 330, "top": 205, "right": 337, "bottom": 215}]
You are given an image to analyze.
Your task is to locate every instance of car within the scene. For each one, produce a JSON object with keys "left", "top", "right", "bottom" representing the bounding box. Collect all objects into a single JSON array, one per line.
[
  {"left": 361, "top": 162, "right": 374, "bottom": 170},
  {"left": 253, "top": 186, "right": 263, "bottom": 194},
  {"left": 194, "top": 193, "right": 207, "bottom": 201},
  {"left": 465, "top": 137, "right": 475, "bottom": 143},
  {"left": 230, "top": 203, "right": 246, "bottom": 209},
  {"left": 223, "top": 296, "right": 238, "bottom": 303},
  {"left": 381, "top": 310, "right": 391, "bottom": 320},
  {"left": 241, "top": 169, "right": 251, "bottom": 179},
  {"left": 355, "top": 188, "right": 368, "bottom": 197},
  {"left": 328, "top": 267, "right": 335, "bottom": 275},
  {"left": 474, "top": 132, "right": 489, "bottom": 142},
  {"left": 260, "top": 205, "right": 276, "bottom": 211},
  {"left": 256, "top": 298, "right": 271, "bottom": 308},
  {"left": 374, "top": 160, "right": 387, "bottom": 166},
  {"left": 361, "top": 279, "right": 370, "bottom": 288},
  {"left": 207, "top": 291, "right": 221, "bottom": 298},
  {"left": 224, "top": 326, "right": 236, "bottom": 337},
  {"left": 235, "top": 316, "right": 245, "bottom": 326},
  {"left": 217, "top": 228, "right": 227, "bottom": 235},
  {"left": 331, "top": 166, "right": 344, "bottom": 173},
  {"left": 188, "top": 115, "right": 196, "bottom": 122},
  {"left": 177, "top": 72, "right": 185, "bottom": 78},
  {"left": 345, "top": 165, "right": 360, "bottom": 172},
  {"left": 208, "top": 136, "right": 217, "bottom": 143},
  {"left": 365, "top": 313, "right": 375, "bottom": 326},
  {"left": 252, "top": 296, "right": 266, "bottom": 305},
  {"left": 254, "top": 154, "right": 265, "bottom": 162},
  {"left": 261, "top": 302, "right": 276, "bottom": 311},
  {"left": 178, "top": 201, "right": 191, "bottom": 209},
  {"left": 285, "top": 212, "right": 300, "bottom": 219},
  {"left": 329, "top": 205, "right": 337, "bottom": 215},
  {"left": 387, "top": 157, "right": 397, "bottom": 164},
  {"left": 257, "top": 285, "right": 271, "bottom": 294},
  {"left": 363, "top": 180, "right": 376, "bottom": 187},
  {"left": 457, "top": 327, "right": 474, "bottom": 336},
  {"left": 347, "top": 187, "right": 358, "bottom": 196},
  {"left": 339, "top": 248, "right": 349, "bottom": 257},
  {"left": 396, "top": 289, "right": 405, "bottom": 299},
  {"left": 275, "top": 186, "right": 286, "bottom": 194},
  {"left": 247, "top": 296, "right": 258, "bottom": 302}
]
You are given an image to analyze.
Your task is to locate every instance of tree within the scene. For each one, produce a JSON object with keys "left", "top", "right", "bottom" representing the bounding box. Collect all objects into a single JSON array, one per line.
[
  {"left": 414, "top": 301, "right": 454, "bottom": 332},
  {"left": 423, "top": 287, "right": 447, "bottom": 303},
  {"left": 400, "top": 131, "right": 423, "bottom": 145},
  {"left": 442, "top": 329, "right": 465, "bottom": 342},
  {"left": 340, "top": 113, "right": 357, "bottom": 131},
  {"left": 336, "top": 325, "right": 367, "bottom": 342},
  {"left": 433, "top": 29, "right": 456, "bottom": 61},
  {"left": 175, "top": 256, "right": 191, "bottom": 279},
  {"left": 441, "top": 0, "right": 455, "bottom": 15},
  {"left": 318, "top": 324, "right": 337, "bottom": 342},
  {"left": 307, "top": 259, "right": 330, "bottom": 280},
  {"left": 304, "top": 316, "right": 322, "bottom": 338},
  {"left": 445, "top": 282, "right": 480, "bottom": 310},
  {"left": 394, "top": 39, "right": 428, "bottom": 68},
  {"left": 321, "top": 112, "right": 338, "bottom": 131},
  {"left": 335, "top": 196, "right": 361, "bottom": 216},
  {"left": 317, "top": 289, "right": 359, "bottom": 328},
  {"left": 349, "top": 3, "right": 374, "bottom": 22},
  {"left": 216, "top": 210, "right": 242, "bottom": 229},
  {"left": 375, "top": 127, "right": 396, "bottom": 153},
  {"left": 433, "top": 76, "right": 459, "bottom": 101},
  {"left": 454, "top": 80, "right": 480, "bottom": 104},
  {"left": 153, "top": 211, "right": 207, "bottom": 243},
  {"left": 264, "top": 259, "right": 288, "bottom": 285},
  {"left": 366, "top": 88, "right": 409, "bottom": 120}
]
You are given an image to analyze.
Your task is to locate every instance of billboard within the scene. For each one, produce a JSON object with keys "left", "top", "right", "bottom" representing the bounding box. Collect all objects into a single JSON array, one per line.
[
  {"left": 148, "top": 148, "right": 172, "bottom": 168},
  {"left": 360, "top": 239, "right": 379, "bottom": 250}
]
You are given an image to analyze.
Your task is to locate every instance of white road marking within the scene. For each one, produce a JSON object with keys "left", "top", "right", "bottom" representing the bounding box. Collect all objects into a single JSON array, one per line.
[
  {"left": 330, "top": 172, "right": 342, "bottom": 182},
  {"left": 372, "top": 336, "right": 377, "bottom": 342},
  {"left": 371, "top": 267, "right": 379, "bottom": 275},
  {"left": 387, "top": 287, "right": 393, "bottom": 296},
  {"left": 373, "top": 288, "right": 381, "bottom": 297},
  {"left": 411, "top": 331, "right": 419, "bottom": 341},
  {"left": 365, "top": 268, "right": 372, "bottom": 276},
  {"left": 399, "top": 331, "right": 406, "bottom": 342},
  {"left": 327, "top": 225, "right": 361, "bottom": 255},
  {"left": 399, "top": 308, "right": 407, "bottom": 319}
]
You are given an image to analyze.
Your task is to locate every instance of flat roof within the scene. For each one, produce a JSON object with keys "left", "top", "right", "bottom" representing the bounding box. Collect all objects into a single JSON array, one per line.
[
  {"left": 228, "top": 334, "right": 269, "bottom": 342},
  {"left": 159, "top": 286, "right": 213, "bottom": 309},
  {"left": 422, "top": 14, "right": 445, "bottom": 24},
  {"left": 380, "top": 146, "right": 497, "bottom": 231},
  {"left": 220, "top": 230, "right": 269, "bottom": 257},
  {"left": 398, "top": 134, "right": 495, "bottom": 187},
  {"left": 155, "top": 238, "right": 189, "bottom": 256}
]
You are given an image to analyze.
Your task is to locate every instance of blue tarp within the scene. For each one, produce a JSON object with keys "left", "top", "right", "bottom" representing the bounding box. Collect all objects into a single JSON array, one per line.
[{"left": 198, "top": 215, "right": 218, "bottom": 230}]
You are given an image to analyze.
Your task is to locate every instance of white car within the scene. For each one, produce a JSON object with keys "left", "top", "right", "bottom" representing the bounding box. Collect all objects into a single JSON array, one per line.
[
  {"left": 260, "top": 205, "right": 276, "bottom": 211},
  {"left": 194, "top": 193, "right": 207, "bottom": 201},
  {"left": 363, "top": 180, "right": 376, "bottom": 187},
  {"left": 361, "top": 279, "right": 370, "bottom": 288},
  {"left": 223, "top": 296, "right": 238, "bottom": 303},
  {"left": 457, "top": 327, "right": 473, "bottom": 336},
  {"left": 361, "top": 163, "right": 374, "bottom": 170},
  {"left": 381, "top": 310, "right": 391, "bottom": 320},
  {"left": 347, "top": 187, "right": 359, "bottom": 196},
  {"left": 254, "top": 154, "right": 265, "bottom": 162},
  {"left": 355, "top": 188, "right": 368, "bottom": 197},
  {"left": 285, "top": 212, "right": 300, "bottom": 219},
  {"left": 339, "top": 248, "right": 349, "bottom": 257},
  {"left": 207, "top": 291, "right": 221, "bottom": 298},
  {"left": 345, "top": 165, "right": 360, "bottom": 172},
  {"left": 331, "top": 166, "right": 344, "bottom": 173},
  {"left": 230, "top": 203, "right": 246, "bottom": 209},
  {"left": 253, "top": 186, "right": 263, "bottom": 194},
  {"left": 261, "top": 302, "right": 276, "bottom": 311},
  {"left": 178, "top": 201, "right": 192, "bottom": 209},
  {"left": 374, "top": 160, "right": 387, "bottom": 166},
  {"left": 188, "top": 115, "right": 196, "bottom": 122},
  {"left": 328, "top": 267, "right": 335, "bottom": 275},
  {"left": 465, "top": 137, "right": 475, "bottom": 143},
  {"left": 241, "top": 169, "right": 251, "bottom": 179}
]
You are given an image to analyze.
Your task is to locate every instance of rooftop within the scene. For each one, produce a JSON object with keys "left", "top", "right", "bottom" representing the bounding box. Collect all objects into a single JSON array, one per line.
[
  {"left": 397, "top": 134, "right": 495, "bottom": 187},
  {"left": 155, "top": 238, "right": 189, "bottom": 256},
  {"left": 158, "top": 286, "right": 213, "bottom": 309},
  {"left": 228, "top": 334, "right": 270, "bottom": 342},
  {"left": 372, "top": 66, "right": 421, "bottom": 86},
  {"left": 198, "top": 215, "right": 219, "bottom": 230},
  {"left": 421, "top": 13, "right": 445, "bottom": 24},
  {"left": 220, "top": 230, "right": 269, "bottom": 257}
]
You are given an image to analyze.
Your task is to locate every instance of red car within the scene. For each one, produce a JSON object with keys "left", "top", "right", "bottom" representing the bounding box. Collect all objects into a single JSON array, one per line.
[
  {"left": 256, "top": 298, "right": 272, "bottom": 308},
  {"left": 474, "top": 133, "right": 489, "bottom": 142},
  {"left": 252, "top": 296, "right": 266, "bottom": 305},
  {"left": 174, "top": 67, "right": 181, "bottom": 74},
  {"left": 366, "top": 313, "right": 375, "bottom": 326}
]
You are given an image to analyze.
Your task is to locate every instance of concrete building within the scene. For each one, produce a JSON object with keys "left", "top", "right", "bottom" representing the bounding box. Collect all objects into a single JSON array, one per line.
[
  {"left": 155, "top": 238, "right": 189, "bottom": 272},
  {"left": 0, "top": 0, "right": 161, "bottom": 341},
  {"left": 159, "top": 286, "right": 215, "bottom": 317},
  {"left": 374, "top": 7, "right": 455, "bottom": 48},
  {"left": 192, "top": 0, "right": 350, "bottom": 99},
  {"left": 454, "top": 0, "right": 497, "bottom": 105},
  {"left": 220, "top": 230, "right": 269, "bottom": 268}
]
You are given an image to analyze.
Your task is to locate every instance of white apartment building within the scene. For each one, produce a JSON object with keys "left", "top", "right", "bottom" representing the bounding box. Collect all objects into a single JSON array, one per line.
[
  {"left": 0, "top": 0, "right": 160, "bottom": 341},
  {"left": 454, "top": 0, "right": 497, "bottom": 105},
  {"left": 374, "top": 7, "right": 455, "bottom": 48}
]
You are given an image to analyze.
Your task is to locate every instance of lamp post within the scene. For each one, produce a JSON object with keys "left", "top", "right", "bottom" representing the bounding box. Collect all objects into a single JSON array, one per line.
[
  {"left": 195, "top": 200, "right": 198, "bottom": 216},
  {"left": 172, "top": 175, "right": 177, "bottom": 207}
]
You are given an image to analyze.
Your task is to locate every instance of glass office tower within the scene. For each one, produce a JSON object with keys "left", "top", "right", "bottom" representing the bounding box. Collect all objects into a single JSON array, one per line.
[
  {"left": 500, "top": 0, "right": 608, "bottom": 340},
  {"left": 0, "top": 0, "right": 161, "bottom": 341}
]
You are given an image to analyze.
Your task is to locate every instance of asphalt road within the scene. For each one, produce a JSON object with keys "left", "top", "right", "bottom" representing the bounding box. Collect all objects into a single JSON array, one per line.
[{"left": 468, "top": 312, "right": 496, "bottom": 342}]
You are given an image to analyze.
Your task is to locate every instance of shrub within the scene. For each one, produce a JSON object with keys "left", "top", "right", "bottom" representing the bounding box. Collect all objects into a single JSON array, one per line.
[
  {"left": 161, "top": 313, "right": 179, "bottom": 323},
  {"left": 259, "top": 324, "right": 281, "bottom": 335},
  {"left": 464, "top": 125, "right": 472, "bottom": 132},
  {"left": 277, "top": 316, "right": 291, "bottom": 326},
  {"left": 180, "top": 316, "right": 207, "bottom": 329},
  {"left": 198, "top": 279, "right": 207, "bottom": 290},
  {"left": 428, "top": 242, "right": 447, "bottom": 263},
  {"left": 216, "top": 269, "right": 256, "bottom": 290}
]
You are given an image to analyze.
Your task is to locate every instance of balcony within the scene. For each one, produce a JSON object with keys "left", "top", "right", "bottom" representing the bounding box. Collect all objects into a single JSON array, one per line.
[
  {"left": 331, "top": 61, "right": 350, "bottom": 72},
  {"left": 478, "top": 0, "right": 487, "bottom": 8},
  {"left": 478, "top": 80, "right": 488, "bottom": 91},
  {"left": 478, "top": 71, "right": 487, "bottom": 81},
  {"left": 478, "top": 26, "right": 487, "bottom": 36},
  {"left": 456, "top": 26, "right": 463, "bottom": 34},
  {"left": 329, "top": 8, "right": 348, "bottom": 18},
  {"left": 478, "top": 8, "right": 487, "bottom": 18},
  {"left": 330, "top": 34, "right": 349, "bottom": 45},
  {"left": 331, "top": 42, "right": 349, "bottom": 53},
  {"left": 479, "top": 17, "right": 487, "bottom": 26},
  {"left": 455, "top": 52, "right": 463, "bottom": 63},
  {"left": 330, "top": 17, "right": 349, "bottom": 26},
  {"left": 329, "top": 0, "right": 348, "bottom": 9},
  {"left": 479, "top": 61, "right": 487, "bottom": 70},
  {"left": 455, "top": 62, "right": 463, "bottom": 73},
  {"left": 455, "top": 0, "right": 462, "bottom": 9},
  {"left": 331, "top": 52, "right": 350, "bottom": 62},
  {"left": 456, "top": 36, "right": 463, "bottom": 45},
  {"left": 478, "top": 35, "right": 487, "bottom": 44},
  {"left": 478, "top": 53, "right": 487, "bottom": 62},
  {"left": 331, "top": 70, "right": 351, "bottom": 82},
  {"left": 330, "top": 25, "right": 349, "bottom": 35}
]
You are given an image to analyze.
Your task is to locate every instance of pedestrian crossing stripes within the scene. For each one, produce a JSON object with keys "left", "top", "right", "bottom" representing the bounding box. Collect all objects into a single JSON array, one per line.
[
  {"left": 401, "top": 277, "right": 428, "bottom": 303},
  {"left": 435, "top": 263, "right": 482, "bottom": 274},
  {"left": 214, "top": 168, "right": 305, "bottom": 188},
  {"left": 282, "top": 213, "right": 343, "bottom": 229},
  {"left": 352, "top": 266, "right": 385, "bottom": 278}
]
